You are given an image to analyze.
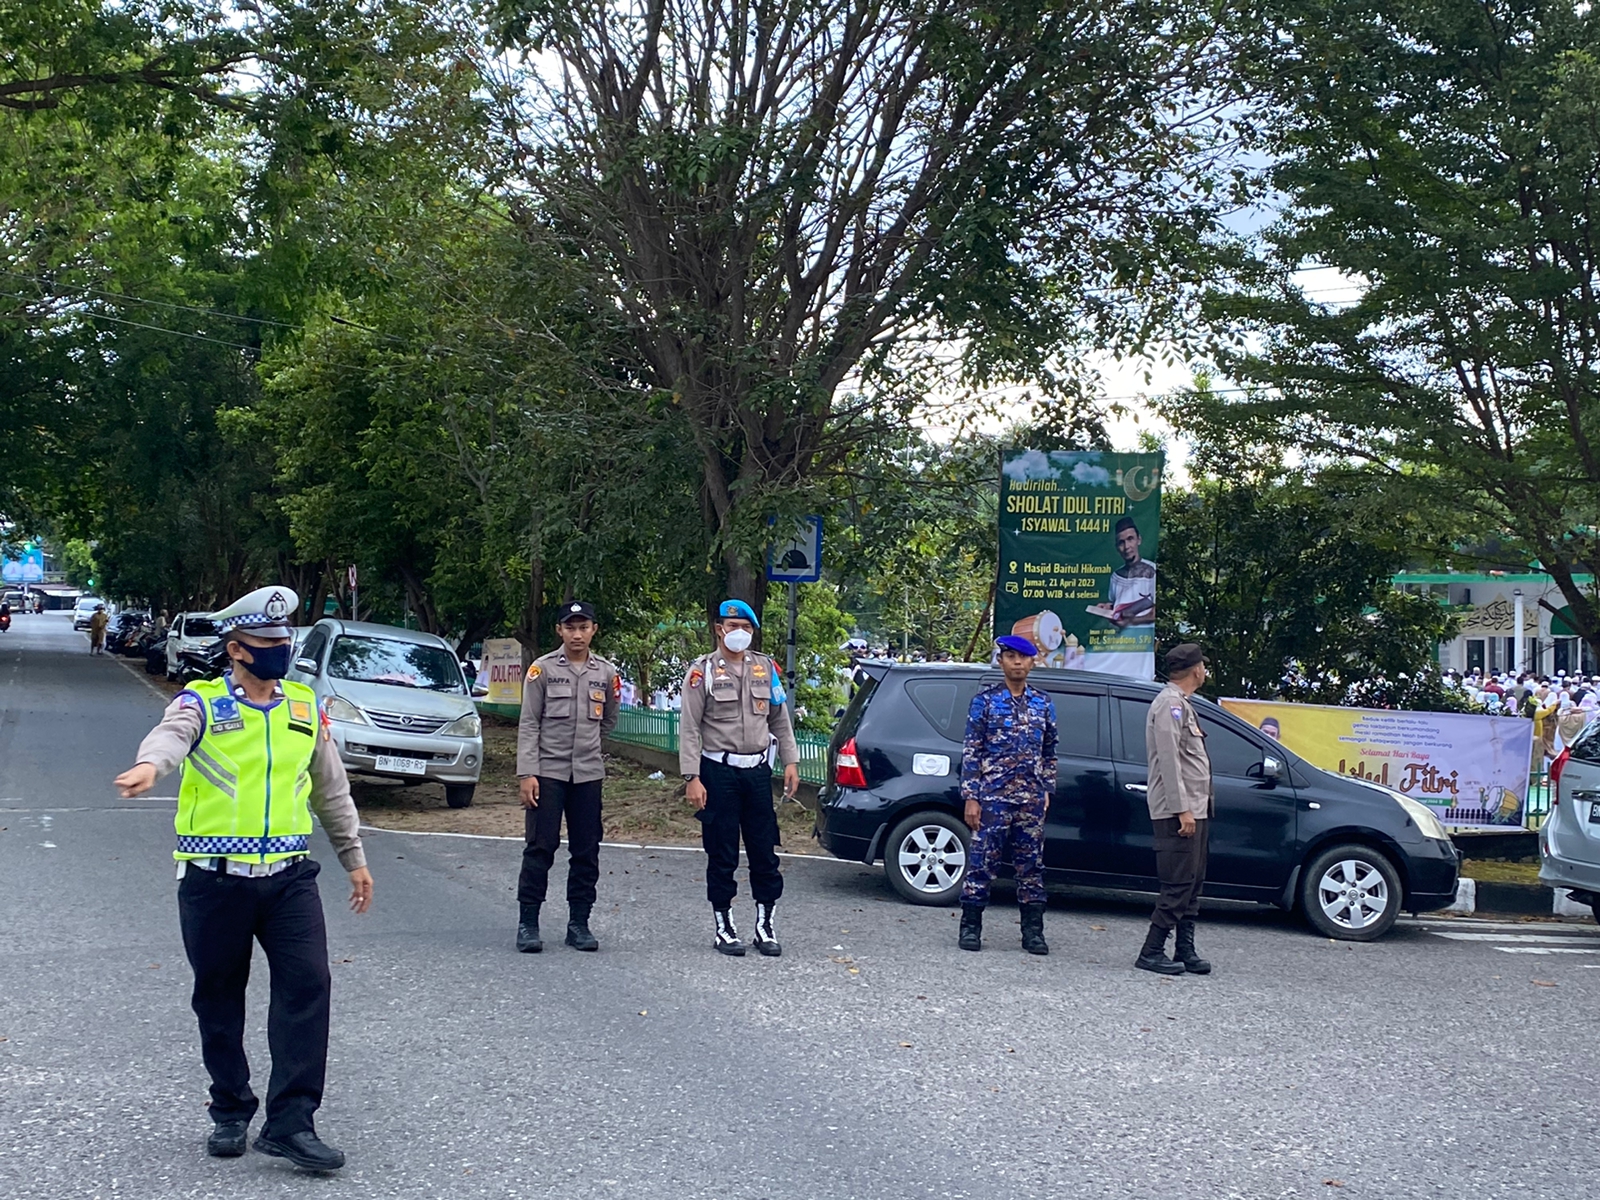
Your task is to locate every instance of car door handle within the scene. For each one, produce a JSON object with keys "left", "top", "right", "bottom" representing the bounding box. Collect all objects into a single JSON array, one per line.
[{"left": 1123, "top": 783, "right": 1148, "bottom": 793}]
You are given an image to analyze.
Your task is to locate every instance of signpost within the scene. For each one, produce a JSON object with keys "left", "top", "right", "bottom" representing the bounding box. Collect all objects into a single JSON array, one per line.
[
  {"left": 348, "top": 563, "right": 359, "bottom": 621},
  {"left": 767, "top": 516, "right": 824, "bottom": 689}
]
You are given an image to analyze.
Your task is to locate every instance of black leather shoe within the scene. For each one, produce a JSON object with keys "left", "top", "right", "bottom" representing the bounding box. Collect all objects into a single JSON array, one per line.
[
  {"left": 255, "top": 1131, "right": 346, "bottom": 1171},
  {"left": 206, "top": 1120, "right": 249, "bottom": 1157}
]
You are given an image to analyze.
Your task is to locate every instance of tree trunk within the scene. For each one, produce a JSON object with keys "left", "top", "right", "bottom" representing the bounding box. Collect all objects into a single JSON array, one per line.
[{"left": 515, "top": 559, "right": 545, "bottom": 674}]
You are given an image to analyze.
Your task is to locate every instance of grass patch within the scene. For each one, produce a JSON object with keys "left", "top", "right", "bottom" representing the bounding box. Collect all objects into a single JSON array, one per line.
[{"left": 1461, "top": 858, "right": 1542, "bottom": 885}]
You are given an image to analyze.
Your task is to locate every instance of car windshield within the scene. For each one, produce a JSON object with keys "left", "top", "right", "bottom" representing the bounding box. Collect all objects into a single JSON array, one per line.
[
  {"left": 184, "top": 617, "right": 219, "bottom": 637},
  {"left": 327, "top": 635, "right": 465, "bottom": 693}
]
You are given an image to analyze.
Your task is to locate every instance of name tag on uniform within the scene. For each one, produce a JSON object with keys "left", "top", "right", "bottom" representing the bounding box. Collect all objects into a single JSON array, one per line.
[{"left": 210, "top": 695, "right": 245, "bottom": 734}]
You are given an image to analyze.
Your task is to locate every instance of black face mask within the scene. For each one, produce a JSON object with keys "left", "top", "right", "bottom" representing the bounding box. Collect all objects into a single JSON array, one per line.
[{"left": 236, "top": 642, "right": 293, "bottom": 680}]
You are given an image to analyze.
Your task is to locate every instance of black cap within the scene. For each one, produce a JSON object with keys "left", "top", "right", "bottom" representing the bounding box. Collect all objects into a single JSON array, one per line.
[
  {"left": 1164, "top": 642, "right": 1208, "bottom": 672},
  {"left": 557, "top": 600, "right": 597, "bottom": 625}
]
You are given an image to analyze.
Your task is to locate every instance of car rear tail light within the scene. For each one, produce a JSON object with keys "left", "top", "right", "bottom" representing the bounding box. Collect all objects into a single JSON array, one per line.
[
  {"left": 835, "top": 737, "right": 868, "bottom": 789},
  {"left": 1550, "top": 747, "right": 1571, "bottom": 801}
]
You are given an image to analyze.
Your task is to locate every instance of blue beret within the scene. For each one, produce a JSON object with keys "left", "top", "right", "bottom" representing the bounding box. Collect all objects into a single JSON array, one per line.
[
  {"left": 995, "top": 635, "right": 1038, "bottom": 657},
  {"left": 717, "top": 599, "right": 760, "bottom": 628}
]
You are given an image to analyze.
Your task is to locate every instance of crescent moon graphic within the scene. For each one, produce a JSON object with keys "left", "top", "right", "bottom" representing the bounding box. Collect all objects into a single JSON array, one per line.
[{"left": 1123, "top": 466, "right": 1161, "bottom": 502}]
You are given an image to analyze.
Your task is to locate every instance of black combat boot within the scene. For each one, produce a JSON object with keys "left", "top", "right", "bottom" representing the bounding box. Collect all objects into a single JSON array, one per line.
[
  {"left": 1174, "top": 919, "right": 1211, "bottom": 974},
  {"left": 752, "top": 900, "right": 782, "bottom": 957},
  {"left": 713, "top": 907, "right": 747, "bottom": 956},
  {"left": 516, "top": 903, "right": 543, "bottom": 953},
  {"left": 1134, "top": 923, "right": 1185, "bottom": 975},
  {"left": 565, "top": 905, "right": 599, "bottom": 951},
  {"left": 958, "top": 903, "right": 984, "bottom": 951},
  {"left": 1019, "top": 902, "right": 1049, "bottom": 955}
]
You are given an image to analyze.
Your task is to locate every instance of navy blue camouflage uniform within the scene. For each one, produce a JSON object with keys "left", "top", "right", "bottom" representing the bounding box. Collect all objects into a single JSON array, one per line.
[{"left": 959, "top": 683, "right": 1057, "bottom": 906}]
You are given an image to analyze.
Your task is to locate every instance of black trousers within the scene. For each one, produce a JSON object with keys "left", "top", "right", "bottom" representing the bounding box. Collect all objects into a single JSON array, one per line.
[
  {"left": 517, "top": 777, "right": 603, "bottom": 912},
  {"left": 176, "top": 859, "right": 331, "bottom": 1137},
  {"left": 1151, "top": 816, "right": 1210, "bottom": 930},
  {"left": 698, "top": 757, "right": 783, "bottom": 909}
]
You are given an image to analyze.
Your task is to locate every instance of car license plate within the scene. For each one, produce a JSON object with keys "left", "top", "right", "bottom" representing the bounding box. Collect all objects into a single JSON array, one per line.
[
  {"left": 1589, "top": 801, "right": 1600, "bottom": 825},
  {"left": 375, "top": 755, "right": 428, "bottom": 776}
]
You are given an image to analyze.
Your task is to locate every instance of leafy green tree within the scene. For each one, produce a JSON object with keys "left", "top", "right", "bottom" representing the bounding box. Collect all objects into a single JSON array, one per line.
[
  {"left": 1156, "top": 455, "right": 1465, "bottom": 710},
  {"left": 491, "top": 0, "right": 1241, "bottom": 613},
  {"left": 1205, "top": 0, "right": 1600, "bottom": 654}
]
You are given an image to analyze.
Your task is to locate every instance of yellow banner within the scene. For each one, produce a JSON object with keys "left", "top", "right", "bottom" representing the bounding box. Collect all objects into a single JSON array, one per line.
[
  {"left": 483, "top": 638, "right": 524, "bottom": 707},
  {"left": 1219, "top": 699, "right": 1536, "bottom": 828}
]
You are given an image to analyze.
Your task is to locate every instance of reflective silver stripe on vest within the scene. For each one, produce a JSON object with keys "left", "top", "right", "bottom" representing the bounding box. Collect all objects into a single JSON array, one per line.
[
  {"left": 191, "top": 745, "right": 238, "bottom": 785},
  {"left": 185, "top": 753, "right": 238, "bottom": 799}
]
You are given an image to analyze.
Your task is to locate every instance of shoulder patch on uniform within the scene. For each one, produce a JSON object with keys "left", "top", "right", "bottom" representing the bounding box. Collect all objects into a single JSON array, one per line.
[
  {"left": 177, "top": 691, "right": 202, "bottom": 710},
  {"left": 1171, "top": 706, "right": 1184, "bottom": 723},
  {"left": 612, "top": 673, "right": 622, "bottom": 700},
  {"left": 687, "top": 668, "right": 703, "bottom": 690},
  {"left": 525, "top": 663, "right": 541, "bottom": 681}
]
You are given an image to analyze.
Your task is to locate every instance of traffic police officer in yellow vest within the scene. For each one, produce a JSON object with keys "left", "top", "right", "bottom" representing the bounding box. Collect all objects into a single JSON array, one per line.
[
  {"left": 114, "top": 586, "right": 373, "bottom": 1172},
  {"left": 680, "top": 599, "right": 800, "bottom": 956}
]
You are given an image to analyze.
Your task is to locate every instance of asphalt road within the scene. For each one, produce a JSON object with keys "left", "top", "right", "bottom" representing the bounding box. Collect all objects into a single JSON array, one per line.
[{"left": 2, "top": 611, "right": 1598, "bottom": 1200}]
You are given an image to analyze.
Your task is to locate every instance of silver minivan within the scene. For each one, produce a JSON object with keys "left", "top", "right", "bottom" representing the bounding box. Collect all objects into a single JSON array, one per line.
[
  {"left": 1541, "top": 720, "right": 1600, "bottom": 923},
  {"left": 289, "top": 619, "right": 483, "bottom": 808}
]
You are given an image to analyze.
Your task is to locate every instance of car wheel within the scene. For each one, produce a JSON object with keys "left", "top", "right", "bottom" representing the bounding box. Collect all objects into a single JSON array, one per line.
[
  {"left": 883, "top": 810, "right": 969, "bottom": 906},
  {"left": 1299, "top": 843, "right": 1402, "bottom": 942},
  {"left": 445, "top": 784, "right": 475, "bottom": 809}
]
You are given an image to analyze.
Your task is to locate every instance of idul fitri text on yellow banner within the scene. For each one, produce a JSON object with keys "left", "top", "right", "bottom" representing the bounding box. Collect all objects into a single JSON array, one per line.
[{"left": 1219, "top": 698, "right": 1536, "bottom": 829}]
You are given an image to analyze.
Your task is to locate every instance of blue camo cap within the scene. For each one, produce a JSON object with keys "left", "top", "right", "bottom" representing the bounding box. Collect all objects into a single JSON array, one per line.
[
  {"left": 995, "top": 634, "right": 1038, "bottom": 657},
  {"left": 717, "top": 599, "right": 759, "bottom": 628}
]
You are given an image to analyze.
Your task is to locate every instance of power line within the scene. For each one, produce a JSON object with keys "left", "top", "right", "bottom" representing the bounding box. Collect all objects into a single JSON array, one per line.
[
  {"left": 0, "top": 269, "right": 302, "bottom": 330},
  {"left": 0, "top": 291, "right": 261, "bottom": 352}
]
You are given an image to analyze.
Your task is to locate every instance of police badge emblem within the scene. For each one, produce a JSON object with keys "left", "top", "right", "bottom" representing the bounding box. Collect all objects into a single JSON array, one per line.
[{"left": 210, "top": 694, "right": 245, "bottom": 734}]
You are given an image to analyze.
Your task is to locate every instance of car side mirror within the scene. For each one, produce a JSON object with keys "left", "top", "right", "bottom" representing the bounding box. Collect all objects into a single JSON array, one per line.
[
  {"left": 1248, "top": 756, "right": 1283, "bottom": 783},
  {"left": 294, "top": 657, "right": 319, "bottom": 676},
  {"left": 471, "top": 683, "right": 489, "bottom": 698}
]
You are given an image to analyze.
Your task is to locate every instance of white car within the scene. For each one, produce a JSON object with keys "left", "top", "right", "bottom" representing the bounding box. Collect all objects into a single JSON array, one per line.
[
  {"left": 289, "top": 619, "right": 483, "bottom": 808},
  {"left": 72, "top": 596, "right": 103, "bottom": 630},
  {"left": 165, "top": 611, "right": 222, "bottom": 680}
]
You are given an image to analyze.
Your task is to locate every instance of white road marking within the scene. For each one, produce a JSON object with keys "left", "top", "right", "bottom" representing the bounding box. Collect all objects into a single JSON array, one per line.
[
  {"left": 357, "top": 824, "right": 854, "bottom": 863},
  {"left": 1491, "top": 947, "right": 1598, "bottom": 955},
  {"left": 1432, "top": 931, "right": 1600, "bottom": 944}
]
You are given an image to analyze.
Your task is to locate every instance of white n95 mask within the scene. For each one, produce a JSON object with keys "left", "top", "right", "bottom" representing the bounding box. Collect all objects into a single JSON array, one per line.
[{"left": 723, "top": 628, "right": 753, "bottom": 653}]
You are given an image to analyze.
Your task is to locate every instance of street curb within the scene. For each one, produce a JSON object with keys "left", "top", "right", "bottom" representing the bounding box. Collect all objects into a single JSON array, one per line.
[{"left": 1450, "top": 876, "right": 1596, "bottom": 918}]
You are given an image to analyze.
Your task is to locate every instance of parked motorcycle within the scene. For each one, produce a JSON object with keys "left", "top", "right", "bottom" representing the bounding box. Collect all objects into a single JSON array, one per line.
[
  {"left": 176, "top": 639, "right": 229, "bottom": 684},
  {"left": 143, "top": 632, "right": 169, "bottom": 675},
  {"left": 107, "top": 611, "right": 150, "bottom": 656}
]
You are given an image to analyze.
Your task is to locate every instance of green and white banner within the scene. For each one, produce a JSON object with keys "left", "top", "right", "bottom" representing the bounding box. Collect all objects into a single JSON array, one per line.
[{"left": 995, "top": 449, "right": 1164, "bottom": 680}]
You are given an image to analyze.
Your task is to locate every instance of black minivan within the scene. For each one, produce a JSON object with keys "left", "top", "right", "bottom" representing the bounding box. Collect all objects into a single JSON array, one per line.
[{"left": 813, "top": 664, "right": 1461, "bottom": 941}]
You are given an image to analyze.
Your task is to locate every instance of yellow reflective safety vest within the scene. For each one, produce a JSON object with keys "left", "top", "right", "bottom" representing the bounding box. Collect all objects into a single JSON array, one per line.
[{"left": 174, "top": 675, "right": 320, "bottom": 863}]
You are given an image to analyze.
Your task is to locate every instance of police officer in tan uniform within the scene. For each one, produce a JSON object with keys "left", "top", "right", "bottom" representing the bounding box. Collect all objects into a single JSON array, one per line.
[
  {"left": 679, "top": 599, "right": 800, "bottom": 956},
  {"left": 1138, "top": 643, "right": 1215, "bottom": 976},
  {"left": 515, "top": 601, "right": 621, "bottom": 953}
]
